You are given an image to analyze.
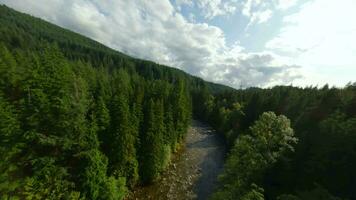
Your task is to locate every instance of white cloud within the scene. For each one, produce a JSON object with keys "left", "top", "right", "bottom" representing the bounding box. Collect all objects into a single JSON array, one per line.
[
  {"left": 212, "top": 49, "right": 302, "bottom": 87},
  {"left": 240, "top": 0, "right": 300, "bottom": 30},
  {"left": 175, "top": 0, "right": 238, "bottom": 19},
  {"left": 0, "top": 0, "right": 302, "bottom": 88},
  {"left": 175, "top": 0, "right": 193, "bottom": 6},
  {"left": 275, "top": 0, "right": 298, "bottom": 10},
  {"left": 241, "top": 0, "right": 274, "bottom": 29},
  {"left": 255, "top": 9, "right": 273, "bottom": 23},
  {"left": 245, "top": 9, "right": 273, "bottom": 30},
  {"left": 266, "top": 0, "right": 356, "bottom": 86},
  {"left": 197, "top": 0, "right": 238, "bottom": 19}
]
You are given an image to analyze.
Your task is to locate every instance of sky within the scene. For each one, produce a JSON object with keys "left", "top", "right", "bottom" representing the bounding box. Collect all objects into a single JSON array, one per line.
[{"left": 1, "top": 0, "right": 355, "bottom": 88}]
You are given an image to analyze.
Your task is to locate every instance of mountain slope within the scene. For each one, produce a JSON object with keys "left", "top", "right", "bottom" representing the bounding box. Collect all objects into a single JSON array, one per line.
[
  {"left": 0, "top": 5, "right": 233, "bottom": 93},
  {"left": 0, "top": 4, "right": 232, "bottom": 199}
]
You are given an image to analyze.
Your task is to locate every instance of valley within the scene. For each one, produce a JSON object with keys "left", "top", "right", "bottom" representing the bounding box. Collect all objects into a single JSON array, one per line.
[{"left": 128, "top": 120, "right": 225, "bottom": 200}]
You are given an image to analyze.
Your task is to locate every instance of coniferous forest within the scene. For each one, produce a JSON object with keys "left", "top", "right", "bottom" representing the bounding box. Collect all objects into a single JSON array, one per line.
[{"left": 1, "top": 5, "right": 356, "bottom": 200}]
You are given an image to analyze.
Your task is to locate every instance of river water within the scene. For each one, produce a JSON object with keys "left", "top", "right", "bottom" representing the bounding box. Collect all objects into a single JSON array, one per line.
[{"left": 127, "top": 120, "right": 226, "bottom": 200}]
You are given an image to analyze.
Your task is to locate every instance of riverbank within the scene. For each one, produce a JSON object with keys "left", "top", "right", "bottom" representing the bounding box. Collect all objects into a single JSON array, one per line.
[{"left": 126, "top": 120, "right": 226, "bottom": 200}]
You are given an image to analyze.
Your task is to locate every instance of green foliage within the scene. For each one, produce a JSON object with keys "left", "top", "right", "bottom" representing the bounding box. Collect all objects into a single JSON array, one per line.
[
  {"left": 0, "top": 96, "right": 22, "bottom": 197},
  {"left": 278, "top": 184, "right": 345, "bottom": 200},
  {"left": 21, "top": 158, "right": 79, "bottom": 200},
  {"left": 139, "top": 99, "right": 166, "bottom": 182},
  {"left": 75, "top": 149, "right": 108, "bottom": 200},
  {"left": 2, "top": 4, "right": 355, "bottom": 200},
  {"left": 200, "top": 85, "right": 356, "bottom": 199},
  {"left": 107, "top": 93, "right": 139, "bottom": 186},
  {"left": 211, "top": 112, "right": 297, "bottom": 200},
  {"left": 0, "top": 5, "right": 195, "bottom": 199},
  {"left": 249, "top": 112, "right": 297, "bottom": 163},
  {"left": 240, "top": 184, "right": 265, "bottom": 200},
  {"left": 99, "top": 177, "right": 127, "bottom": 200}
]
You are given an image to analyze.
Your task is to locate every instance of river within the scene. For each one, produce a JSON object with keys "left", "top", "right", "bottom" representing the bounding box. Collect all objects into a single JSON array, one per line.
[{"left": 127, "top": 120, "right": 226, "bottom": 200}]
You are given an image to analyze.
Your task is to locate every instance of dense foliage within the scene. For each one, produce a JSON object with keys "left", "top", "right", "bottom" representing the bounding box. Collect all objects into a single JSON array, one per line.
[
  {"left": 0, "top": 5, "right": 226, "bottom": 199},
  {"left": 212, "top": 112, "right": 298, "bottom": 199},
  {"left": 0, "top": 41, "right": 194, "bottom": 199},
  {"left": 1, "top": 5, "right": 356, "bottom": 200},
  {"left": 196, "top": 85, "right": 356, "bottom": 199}
]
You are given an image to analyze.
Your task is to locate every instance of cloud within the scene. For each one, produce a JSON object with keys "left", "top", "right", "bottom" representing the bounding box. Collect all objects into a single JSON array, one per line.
[
  {"left": 213, "top": 51, "right": 302, "bottom": 87},
  {"left": 245, "top": 9, "right": 273, "bottom": 30},
  {"left": 0, "top": 0, "right": 302, "bottom": 88},
  {"left": 174, "top": 0, "right": 238, "bottom": 19},
  {"left": 174, "top": 0, "right": 193, "bottom": 11},
  {"left": 266, "top": 0, "right": 356, "bottom": 86},
  {"left": 240, "top": 0, "right": 300, "bottom": 30},
  {"left": 196, "top": 0, "right": 237, "bottom": 19},
  {"left": 275, "top": 0, "right": 298, "bottom": 10},
  {"left": 241, "top": 0, "right": 274, "bottom": 29}
]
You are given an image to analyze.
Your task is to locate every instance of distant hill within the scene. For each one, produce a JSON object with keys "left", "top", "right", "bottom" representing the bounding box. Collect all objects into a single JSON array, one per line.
[
  {"left": 0, "top": 5, "right": 234, "bottom": 199},
  {"left": 0, "top": 4, "right": 233, "bottom": 93}
]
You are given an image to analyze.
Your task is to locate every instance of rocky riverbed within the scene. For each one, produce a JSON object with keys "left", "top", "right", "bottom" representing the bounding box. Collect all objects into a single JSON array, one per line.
[{"left": 127, "top": 120, "right": 226, "bottom": 200}]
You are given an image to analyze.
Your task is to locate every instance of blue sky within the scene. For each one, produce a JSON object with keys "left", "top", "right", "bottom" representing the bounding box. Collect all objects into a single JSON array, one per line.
[
  {"left": 175, "top": 0, "right": 303, "bottom": 51},
  {"left": 1, "top": 0, "right": 355, "bottom": 88}
]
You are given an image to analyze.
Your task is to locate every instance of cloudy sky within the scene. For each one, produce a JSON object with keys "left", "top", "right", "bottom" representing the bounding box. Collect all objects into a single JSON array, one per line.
[{"left": 1, "top": 0, "right": 355, "bottom": 88}]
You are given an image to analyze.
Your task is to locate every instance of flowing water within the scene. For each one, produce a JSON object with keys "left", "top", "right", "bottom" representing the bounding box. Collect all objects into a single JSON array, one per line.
[{"left": 127, "top": 120, "right": 226, "bottom": 200}]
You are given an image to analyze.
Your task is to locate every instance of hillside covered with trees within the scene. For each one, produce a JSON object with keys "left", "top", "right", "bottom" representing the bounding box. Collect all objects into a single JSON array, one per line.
[
  {"left": 1, "top": 4, "right": 356, "bottom": 200},
  {"left": 0, "top": 5, "right": 229, "bottom": 199},
  {"left": 194, "top": 85, "right": 356, "bottom": 199}
]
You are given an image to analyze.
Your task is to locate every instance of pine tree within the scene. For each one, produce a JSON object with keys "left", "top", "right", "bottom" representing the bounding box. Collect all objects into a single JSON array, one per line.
[
  {"left": 139, "top": 99, "right": 166, "bottom": 182},
  {"left": 107, "top": 93, "right": 139, "bottom": 186},
  {"left": 0, "top": 95, "right": 23, "bottom": 197}
]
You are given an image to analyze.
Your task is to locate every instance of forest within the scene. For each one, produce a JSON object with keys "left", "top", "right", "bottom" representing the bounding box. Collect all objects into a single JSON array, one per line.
[
  {"left": 194, "top": 85, "right": 356, "bottom": 199},
  {"left": 0, "top": 5, "right": 205, "bottom": 199},
  {"left": 1, "top": 5, "right": 356, "bottom": 200}
]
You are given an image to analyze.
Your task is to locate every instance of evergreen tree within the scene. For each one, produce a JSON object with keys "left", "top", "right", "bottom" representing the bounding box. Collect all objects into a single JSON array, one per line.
[
  {"left": 139, "top": 99, "right": 167, "bottom": 182},
  {"left": 107, "top": 93, "right": 139, "bottom": 186},
  {"left": 0, "top": 96, "right": 23, "bottom": 197}
]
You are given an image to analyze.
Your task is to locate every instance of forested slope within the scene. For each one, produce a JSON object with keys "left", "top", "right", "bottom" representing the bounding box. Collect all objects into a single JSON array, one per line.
[
  {"left": 0, "top": 5, "right": 232, "bottom": 93},
  {"left": 0, "top": 5, "right": 230, "bottom": 199},
  {"left": 1, "top": 4, "right": 356, "bottom": 200},
  {"left": 194, "top": 85, "right": 356, "bottom": 199}
]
